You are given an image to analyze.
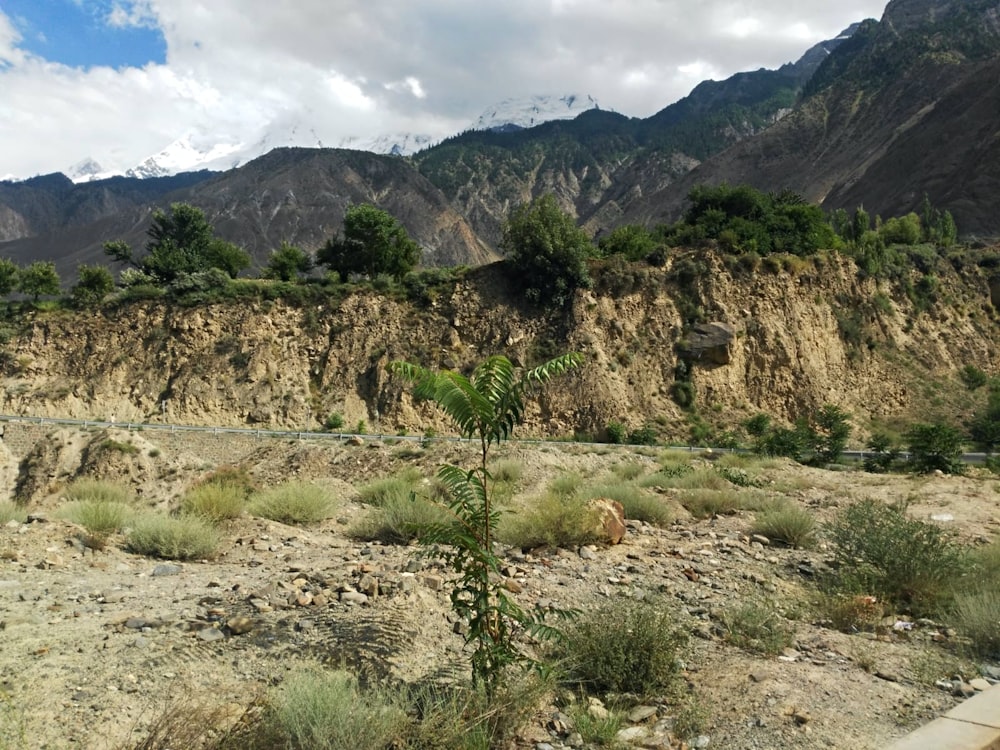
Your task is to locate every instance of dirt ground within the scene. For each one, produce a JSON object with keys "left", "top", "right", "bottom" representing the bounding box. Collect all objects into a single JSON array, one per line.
[{"left": 1, "top": 430, "right": 998, "bottom": 749}]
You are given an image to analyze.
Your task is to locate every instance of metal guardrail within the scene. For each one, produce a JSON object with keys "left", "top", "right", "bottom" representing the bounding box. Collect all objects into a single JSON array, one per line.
[{"left": 0, "top": 413, "right": 990, "bottom": 464}]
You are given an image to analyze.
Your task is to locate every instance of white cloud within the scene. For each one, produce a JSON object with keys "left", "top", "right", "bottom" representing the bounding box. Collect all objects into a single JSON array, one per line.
[
  {"left": 0, "top": 0, "right": 889, "bottom": 178},
  {"left": 107, "top": 2, "right": 159, "bottom": 30}
]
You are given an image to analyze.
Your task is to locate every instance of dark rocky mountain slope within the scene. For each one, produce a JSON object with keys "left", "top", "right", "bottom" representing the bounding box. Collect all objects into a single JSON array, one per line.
[{"left": 620, "top": 0, "right": 1000, "bottom": 235}]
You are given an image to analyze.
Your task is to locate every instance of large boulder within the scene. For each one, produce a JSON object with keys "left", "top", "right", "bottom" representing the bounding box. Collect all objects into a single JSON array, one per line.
[
  {"left": 587, "top": 497, "right": 626, "bottom": 545},
  {"left": 680, "top": 321, "right": 737, "bottom": 366}
]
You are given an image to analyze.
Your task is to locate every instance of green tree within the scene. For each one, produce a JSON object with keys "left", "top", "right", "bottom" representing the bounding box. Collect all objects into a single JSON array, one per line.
[
  {"left": 104, "top": 203, "right": 250, "bottom": 284},
  {"left": 906, "top": 422, "right": 964, "bottom": 474},
  {"left": 500, "top": 194, "right": 594, "bottom": 307},
  {"left": 879, "top": 213, "right": 921, "bottom": 245},
  {"left": 317, "top": 204, "right": 420, "bottom": 282},
  {"left": 808, "top": 404, "right": 851, "bottom": 465},
  {"left": 388, "top": 352, "right": 582, "bottom": 698},
  {"left": 17, "top": 261, "right": 60, "bottom": 301},
  {"left": 263, "top": 242, "right": 313, "bottom": 281},
  {"left": 969, "top": 380, "right": 1000, "bottom": 454},
  {"left": 0, "top": 258, "right": 18, "bottom": 297},
  {"left": 71, "top": 265, "right": 114, "bottom": 307},
  {"left": 851, "top": 207, "right": 871, "bottom": 244}
]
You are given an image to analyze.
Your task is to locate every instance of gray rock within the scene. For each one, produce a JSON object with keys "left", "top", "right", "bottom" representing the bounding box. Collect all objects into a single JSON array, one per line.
[
  {"left": 679, "top": 322, "right": 736, "bottom": 366},
  {"left": 151, "top": 564, "right": 182, "bottom": 577},
  {"left": 197, "top": 627, "right": 224, "bottom": 642},
  {"left": 340, "top": 590, "right": 369, "bottom": 605},
  {"left": 628, "top": 705, "right": 658, "bottom": 723},
  {"left": 692, "top": 735, "right": 711, "bottom": 748}
]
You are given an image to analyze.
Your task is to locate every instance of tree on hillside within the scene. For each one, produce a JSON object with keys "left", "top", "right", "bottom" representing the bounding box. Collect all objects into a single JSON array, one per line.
[
  {"left": 17, "top": 261, "right": 60, "bottom": 301},
  {"left": 317, "top": 204, "right": 421, "bottom": 282},
  {"left": 104, "top": 203, "right": 250, "bottom": 284},
  {"left": 263, "top": 242, "right": 313, "bottom": 282},
  {"left": 500, "top": 194, "right": 594, "bottom": 307},
  {"left": 71, "top": 265, "right": 115, "bottom": 307},
  {"left": 0, "top": 258, "right": 18, "bottom": 297}
]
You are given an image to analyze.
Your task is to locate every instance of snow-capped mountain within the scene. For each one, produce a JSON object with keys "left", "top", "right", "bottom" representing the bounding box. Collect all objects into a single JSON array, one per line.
[
  {"left": 61, "top": 93, "right": 599, "bottom": 182},
  {"left": 473, "top": 94, "right": 599, "bottom": 132},
  {"left": 66, "top": 157, "right": 117, "bottom": 182}
]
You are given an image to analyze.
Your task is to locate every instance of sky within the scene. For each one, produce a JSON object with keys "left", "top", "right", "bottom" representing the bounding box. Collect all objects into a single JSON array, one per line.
[{"left": 0, "top": 0, "right": 889, "bottom": 179}]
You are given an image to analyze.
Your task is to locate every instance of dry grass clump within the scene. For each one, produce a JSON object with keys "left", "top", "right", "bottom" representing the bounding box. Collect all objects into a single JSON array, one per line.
[
  {"left": 678, "top": 488, "right": 742, "bottom": 519},
  {"left": 349, "top": 493, "right": 451, "bottom": 544},
  {"left": 64, "top": 478, "right": 134, "bottom": 505},
  {"left": 243, "top": 668, "right": 407, "bottom": 750},
  {"left": 180, "top": 484, "right": 246, "bottom": 524},
  {"left": 61, "top": 500, "right": 134, "bottom": 548},
  {"left": 751, "top": 501, "right": 817, "bottom": 548},
  {"left": 59, "top": 478, "right": 136, "bottom": 548},
  {"left": 498, "top": 491, "right": 601, "bottom": 549},
  {"left": 126, "top": 512, "right": 219, "bottom": 560},
  {"left": 0, "top": 501, "right": 26, "bottom": 524},
  {"left": 249, "top": 482, "right": 336, "bottom": 526},
  {"left": 719, "top": 598, "right": 794, "bottom": 655}
]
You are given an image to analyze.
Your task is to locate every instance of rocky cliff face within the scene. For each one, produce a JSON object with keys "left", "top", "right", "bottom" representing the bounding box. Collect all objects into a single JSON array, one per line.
[{"left": 1, "top": 253, "right": 997, "bottom": 440}]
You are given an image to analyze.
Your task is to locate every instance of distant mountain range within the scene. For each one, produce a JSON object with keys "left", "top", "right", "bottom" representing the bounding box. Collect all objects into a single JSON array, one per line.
[
  {"left": 2, "top": 0, "right": 999, "bottom": 281},
  {"left": 56, "top": 93, "right": 600, "bottom": 185}
]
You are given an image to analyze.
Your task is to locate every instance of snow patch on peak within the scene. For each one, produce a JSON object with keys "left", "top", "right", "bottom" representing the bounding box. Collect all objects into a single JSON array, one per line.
[
  {"left": 473, "top": 93, "right": 599, "bottom": 132},
  {"left": 66, "top": 157, "right": 117, "bottom": 183},
  {"left": 125, "top": 133, "right": 245, "bottom": 179}
]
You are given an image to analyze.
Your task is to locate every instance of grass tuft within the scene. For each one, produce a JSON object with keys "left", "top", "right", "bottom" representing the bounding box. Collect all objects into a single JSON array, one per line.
[
  {"left": 497, "top": 492, "right": 601, "bottom": 549},
  {"left": 64, "top": 478, "right": 133, "bottom": 505},
  {"left": 249, "top": 482, "right": 336, "bottom": 526},
  {"left": 719, "top": 598, "right": 794, "bottom": 655},
  {"left": 180, "top": 484, "right": 246, "bottom": 524},
  {"left": 678, "top": 488, "right": 742, "bottom": 518},
  {"left": 126, "top": 512, "right": 219, "bottom": 560},
  {"left": 751, "top": 501, "right": 816, "bottom": 548},
  {"left": 61, "top": 501, "right": 133, "bottom": 548},
  {"left": 0, "top": 501, "right": 26, "bottom": 524}
]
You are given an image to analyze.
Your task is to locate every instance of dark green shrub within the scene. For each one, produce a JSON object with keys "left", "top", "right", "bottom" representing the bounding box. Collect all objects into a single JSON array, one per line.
[
  {"left": 556, "top": 599, "right": 686, "bottom": 695},
  {"left": 325, "top": 412, "right": 345, "bottom": 430},
  {"left": 825, "top": 499, "right": 967, "bottom": 615},
  {"left": 605, "top": 421, "right": 627, "bottom": 445},
  {"left": 906, "top": 422, "right": 964, "bottom": 474},
  {"left": 627, "top": 424, "right": 658, "bottom": 446}
]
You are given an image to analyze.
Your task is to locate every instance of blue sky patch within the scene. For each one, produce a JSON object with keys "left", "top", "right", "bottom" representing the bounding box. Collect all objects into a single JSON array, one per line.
[{"left": 3, "top": 0, "right": 166, "bottom": 69}]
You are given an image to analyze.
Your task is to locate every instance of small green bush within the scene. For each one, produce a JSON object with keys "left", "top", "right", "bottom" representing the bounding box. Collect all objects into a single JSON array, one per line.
[
  {"left": 126, "top": 513, "right": 219, "bottom": 560},
  {"left": 959, "top": 365, "right": 988, "bottom": 391},
  {"left": 180, "top": 484, "right": 246, "bottom": 524},
  {"left": 678, "top": 488, "right": 742, "bottom": 518},
  {"left": 0, "top": 501, "right": 26, "bottom": 524},
  {"left": 254, "top": 668, "right": 407, "bottom": 750},
  {"left": 64, "top": 478, "right": 133, "bottom": 505},
  {"left": 627, "top": 424, "right": 659, "bottom": 446},
  {"left": 714, "top": 465, "right": 762, "bottom": 488},
  {"left": 497, "top": 492, "right": 601, "bottom": 549},
  {"left": 751, "top": 502, "right": 816, "bottom": 548},
  {"left": 325, "top": 412, "right": 345, "bottom": 430},
  {"left": 825, "top": 499, "right": 967, "bottom": 615},
  {"left": 863, "top": 433, "right": 901, "bottom": 473},
  {"left": 249, "top": 482, "right": 336, "bottom": 526},
  {"left": 556, "top": 599, "right": 686, "bottom": 695},
  {"left": 719, "top": 599, "right": 794, "bottom": 654}
]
